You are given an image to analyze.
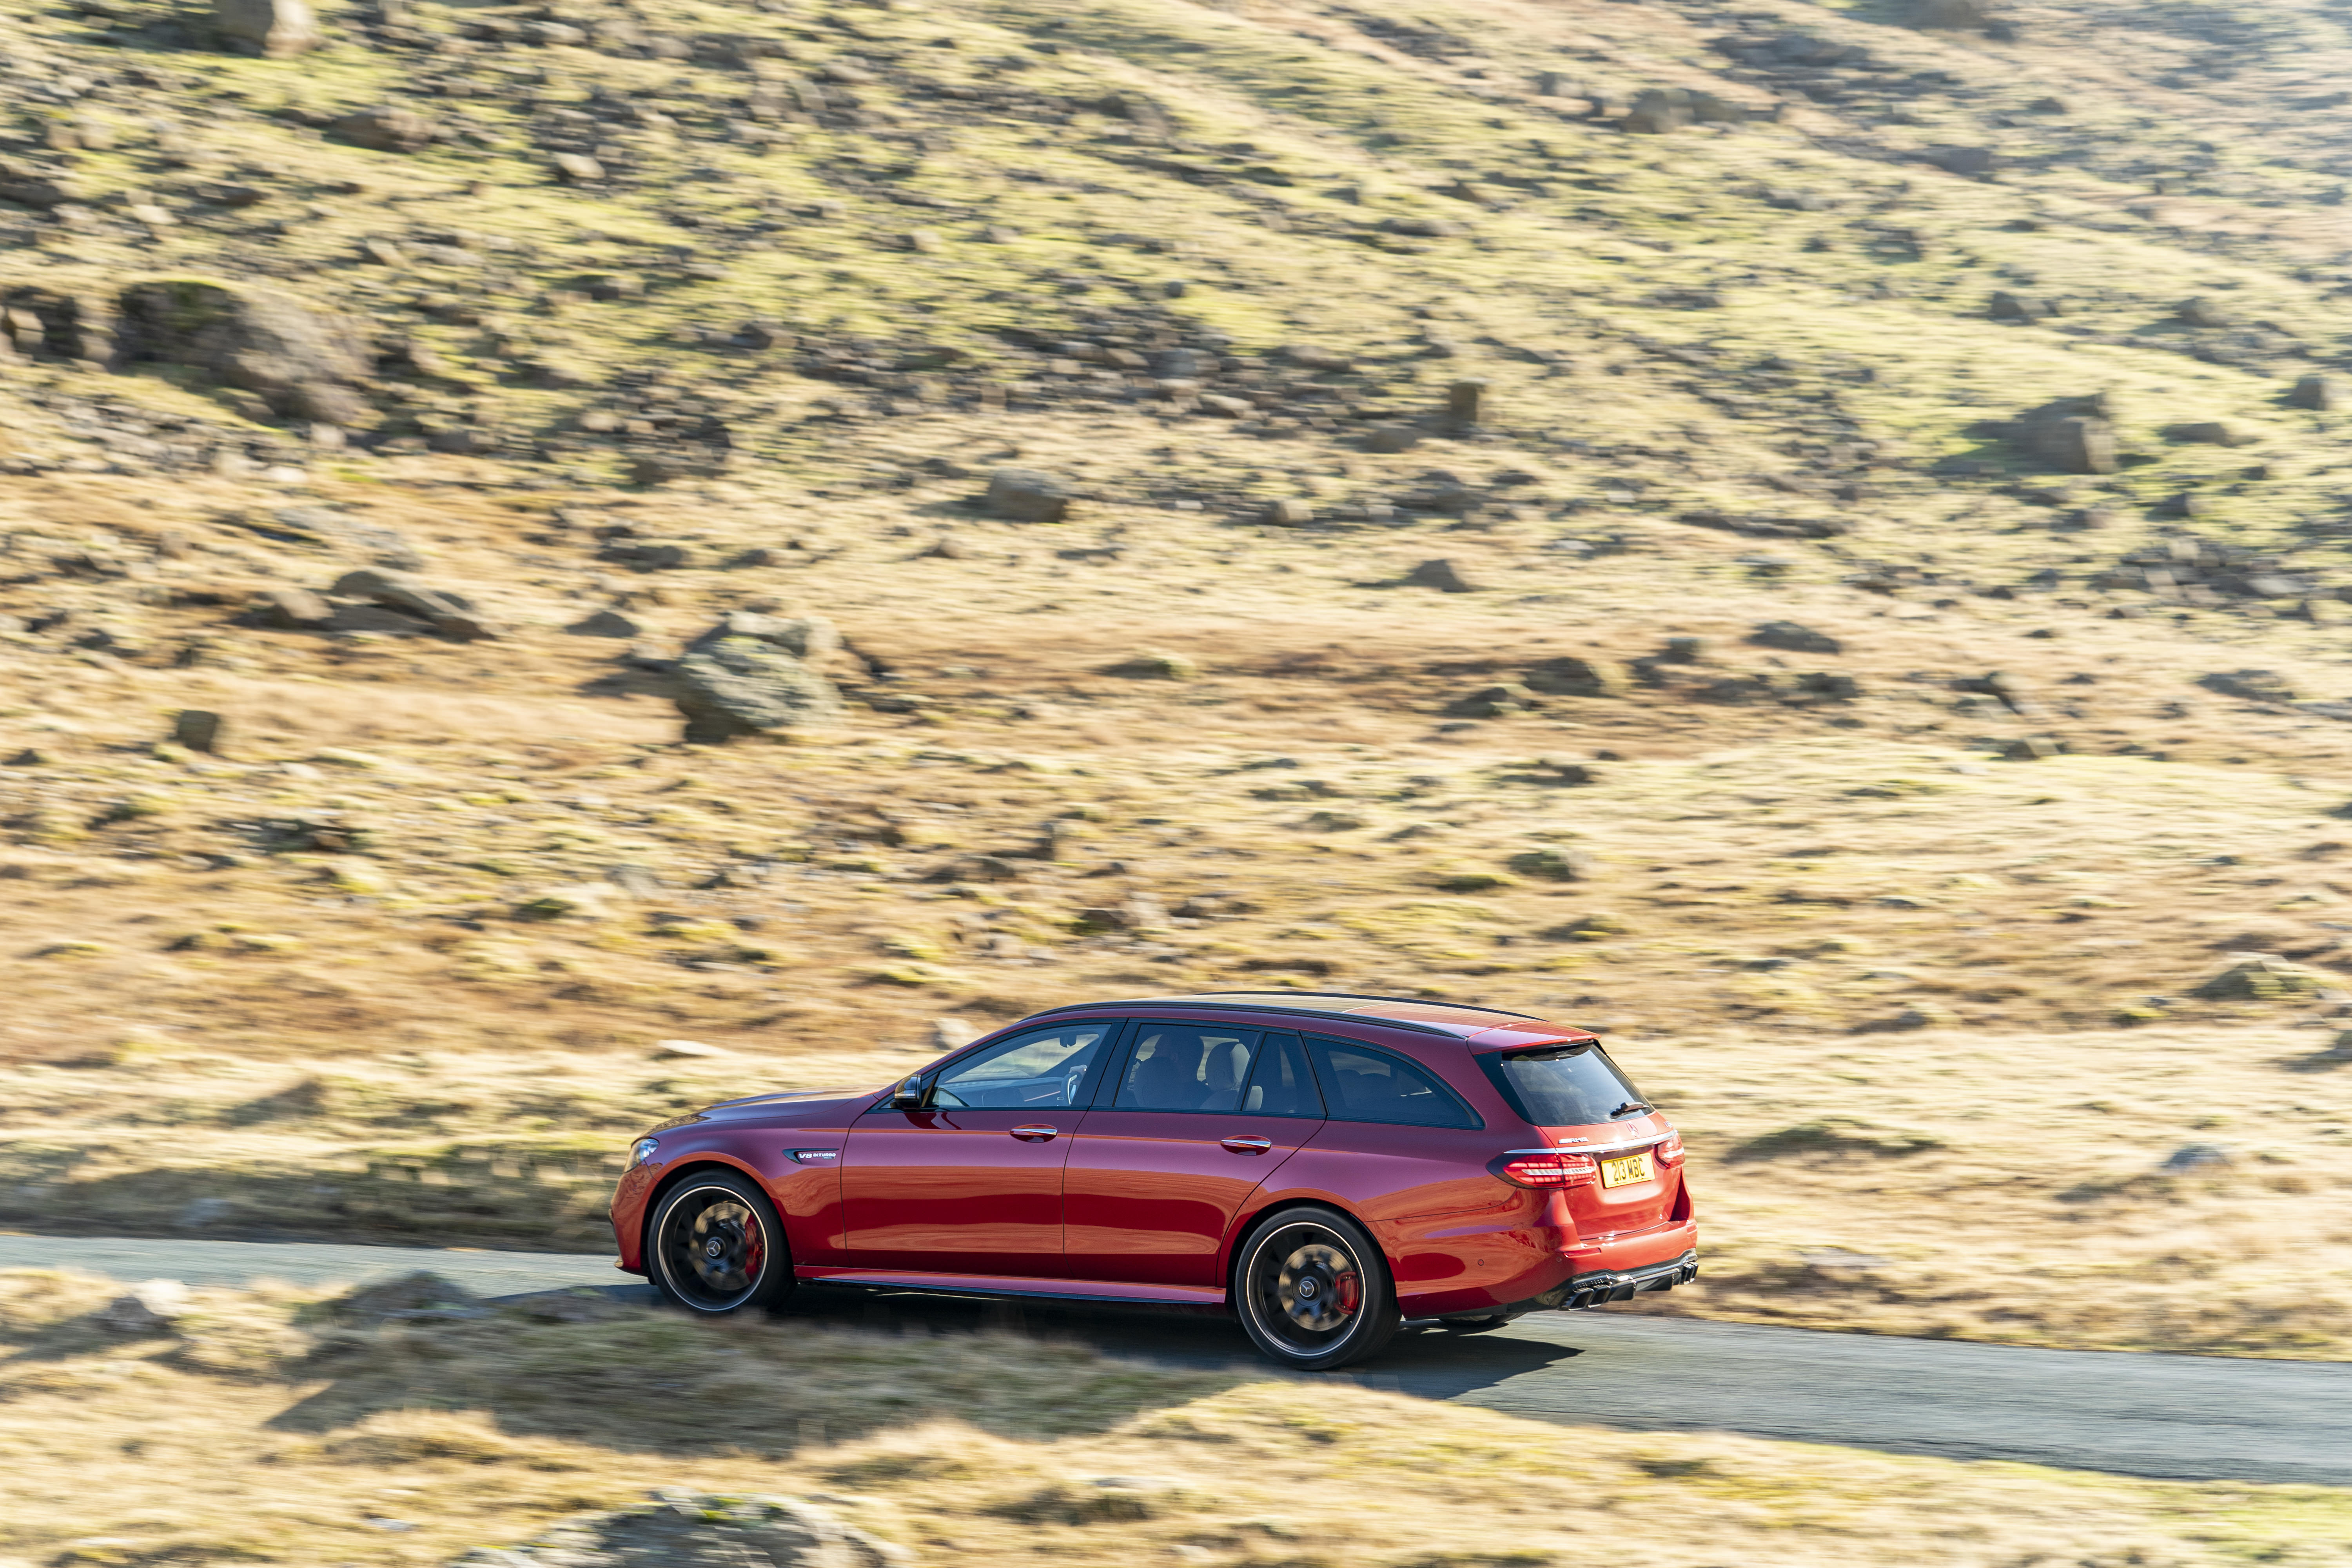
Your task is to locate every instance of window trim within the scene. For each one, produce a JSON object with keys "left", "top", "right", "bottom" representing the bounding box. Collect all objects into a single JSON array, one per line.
[{"left": 1301, "top": 1033, "right": 1485, "bottom": 1130}]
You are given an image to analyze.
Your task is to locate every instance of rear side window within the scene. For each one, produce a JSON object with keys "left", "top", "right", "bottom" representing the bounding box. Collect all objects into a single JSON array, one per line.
[
  {"left": 1478, "top": 1044, "right": 1648, "bottom": 1127},
  {"left": 1304, "top": 1036, "right": 1480, "bottom": 1129},
  {"left": 1242, "top": 1031, "right": 1323, "bottom": 1119}
]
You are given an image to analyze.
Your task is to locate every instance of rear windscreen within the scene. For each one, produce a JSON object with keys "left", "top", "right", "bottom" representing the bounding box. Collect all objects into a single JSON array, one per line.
[{"left": 1478, "top": 1044, "right": 1648, "bottom": 1127}]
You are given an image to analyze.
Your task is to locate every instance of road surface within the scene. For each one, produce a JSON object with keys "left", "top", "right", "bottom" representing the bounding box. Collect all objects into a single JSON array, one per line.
[{"left": 5, "top": 1234, "right": 2345, "bottom": 1487}]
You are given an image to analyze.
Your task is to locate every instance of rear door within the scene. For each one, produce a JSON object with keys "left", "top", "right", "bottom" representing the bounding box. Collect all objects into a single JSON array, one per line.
[
  {"left": 842, "top": 1019, "right": 1117, "bottom": 1275},
  {"left": 1063, "top": 1025, "right": 1325, "bottom": 1287}
]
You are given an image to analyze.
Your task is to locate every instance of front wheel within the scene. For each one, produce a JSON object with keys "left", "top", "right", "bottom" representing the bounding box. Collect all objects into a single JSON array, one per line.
[
  {"left": 1232, "top": 1206, "right": 1399, "bottom": 1370},
  {"left": 646, "top": 1171, "right": 793, "bottom": 1315}
]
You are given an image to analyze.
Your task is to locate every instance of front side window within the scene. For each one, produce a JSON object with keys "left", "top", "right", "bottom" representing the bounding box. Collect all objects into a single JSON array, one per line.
[
  {"left": 930, "top": 1024, "right": 1111, "bottom": 1109},
  {"left": 1304, "top": 1037, "right": 1479, "bottom": 1129},
  {"left": 1476, "top": 1043, "right": 1648, "bottom": 1127},
  {"left": 1115, "top": 1024, "right": 1260, "bottom": 1113}
]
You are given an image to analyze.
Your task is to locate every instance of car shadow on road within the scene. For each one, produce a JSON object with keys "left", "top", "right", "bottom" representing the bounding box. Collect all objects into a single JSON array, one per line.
[{"left": 758, "top": 1283, "right": 1585, "bottom": 1396}]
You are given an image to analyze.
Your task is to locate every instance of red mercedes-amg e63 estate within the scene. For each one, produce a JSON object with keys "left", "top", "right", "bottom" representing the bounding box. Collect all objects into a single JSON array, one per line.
[{"left": 609, "top": 991, "right": 1697, "bottom": 1369}]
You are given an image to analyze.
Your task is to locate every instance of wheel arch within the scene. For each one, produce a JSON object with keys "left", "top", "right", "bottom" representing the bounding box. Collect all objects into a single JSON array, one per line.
[
  {"left": 1222, "top": 1191, "right": 1394, "bottom": 1300},
  {"left": 641, "top": 1154, "right": 794, "bottom": 1261}
]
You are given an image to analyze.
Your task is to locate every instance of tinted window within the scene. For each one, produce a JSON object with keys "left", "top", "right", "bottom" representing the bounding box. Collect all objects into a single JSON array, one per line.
[
  {"left": 1242, "top": 1031, "right": 1323, "bottom": 1119},
  {"left": 1477, "top": 1044, "right": 1648, "bottom": 1127},
  {"left": 1304, "top": 1037, "right": 1479, "bottom": 1129},
  {"left": 1116, "top": 1024, "right": 1260, "bottom": 1113},
  {"left": 931, "top": 1023, "right": 1111, "bottom": 1110}
]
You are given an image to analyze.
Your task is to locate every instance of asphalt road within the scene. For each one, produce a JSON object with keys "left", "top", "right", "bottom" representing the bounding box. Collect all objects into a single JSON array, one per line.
[{"left": 7, "top": 1235, "right": 2347, "bottom": 1487}]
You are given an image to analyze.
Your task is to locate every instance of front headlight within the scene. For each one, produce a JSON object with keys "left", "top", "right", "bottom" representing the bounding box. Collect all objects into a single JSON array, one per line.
[{"left": 626, "top": 1136, "right": 660, "bottom": 1171}]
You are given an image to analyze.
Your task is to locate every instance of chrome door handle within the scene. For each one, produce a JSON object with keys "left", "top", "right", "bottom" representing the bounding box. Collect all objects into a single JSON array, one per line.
[
  {"left": 1221, "top": 1135, "right": 1274, "bottom": 1154},
  {"left": 1010, "top": 1125, "right": 1059, "bottom": 1142}
]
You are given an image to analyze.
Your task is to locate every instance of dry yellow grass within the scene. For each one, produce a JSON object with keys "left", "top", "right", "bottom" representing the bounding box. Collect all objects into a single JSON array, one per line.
[{"left": 3, "top": 1268, "right": 2347, "bottom": 1568}]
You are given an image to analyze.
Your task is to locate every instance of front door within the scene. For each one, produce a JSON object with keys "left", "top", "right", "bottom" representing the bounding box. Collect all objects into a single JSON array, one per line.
[
  {"left": 843, "top": 1020, "right": 1117, "bottom": 1276},
  {"left": 1065, "top": 1025, "right": 1325, "bottom": 1287}
]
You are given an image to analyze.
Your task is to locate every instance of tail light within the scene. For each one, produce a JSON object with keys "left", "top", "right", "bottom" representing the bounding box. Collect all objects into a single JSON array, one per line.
[
  {"left": 1654, "top": 1131, "right": 1686, "bottom": 1169},
  {"left": 1495, "top": 1150, "right": 1599, "bottom": 1189}
]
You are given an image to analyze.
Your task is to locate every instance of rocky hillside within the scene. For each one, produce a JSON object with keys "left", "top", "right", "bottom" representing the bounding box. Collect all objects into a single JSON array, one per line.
[{"left": 4, "top": 0, "right": 2352, "bottom": 1353}]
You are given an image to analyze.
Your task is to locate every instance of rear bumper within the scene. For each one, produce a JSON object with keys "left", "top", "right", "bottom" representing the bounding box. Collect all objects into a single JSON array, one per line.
[{"left": 1556, "top": 1248, "right": 1698, "bottom": 1309}]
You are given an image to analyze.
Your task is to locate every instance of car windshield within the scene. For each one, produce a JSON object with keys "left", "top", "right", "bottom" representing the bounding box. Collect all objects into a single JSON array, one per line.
[{"left": 1478, "top": 1044, "right": 1648, "bottom": 1127}]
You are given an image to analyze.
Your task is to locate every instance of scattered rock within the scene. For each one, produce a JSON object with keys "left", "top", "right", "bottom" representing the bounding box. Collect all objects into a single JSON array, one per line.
[
  {"left": 171, "top": 710, "right": 223, "bottom": 753},
  {"left": 674, "top": 635, "right": 846, "bottom": 744},
  {"left": 2198, "top": 669, "right": 2297, "bottom": 703},
  {"left": 1364, "top": 424, "right": 1421, "bottom": 454},
  {"left": 1404, "top": 558, "right": 1480, "bottom": 593},
  {"left": 2288, "top": 373, "right": 2343, "bottom": 412},
  {"left": 331, "top": 569, "right": 500, "bottom": 641},
  {"left": 448, "top": 1494, "right": 902, "bottom": 1568},
  {"left": 985, "top": 468, "right": 1075, "bottom": 523},
  {"left": 2192, "top": 951, "right": 2334, "bottom": 1001},
  {"left": 1263, "top": 498, "right": 1315, "bottom": 526},
  {"left": 2176, "top": 297, "right": 2232, "bottom": 329},
  {"left": 1447, "top": 682, "right": 1538, "bottom": 718},
  {"left": 2161, "top": 1143, "right": 2232, "bottom": 1171},
  {"left": 1749, "top": 620, "right": 1842, "bottom": 654},
  {"left": 931, "top": 1016, "right": 979, "bottom": 1050},
  {"left": 652, "top": 1038, "right": 725, "bottom": 1059},
  {"left": 332, "top": 106, "right": 438, "bottom": 154},
  {"left": 512, "top": 884, "right": 620, "bottom": 921},
  {"left": 115, "top": 279, "right": 372, "bottom": 427},
  {"left": 1445, "top": 378, "right": 1490, "bottom": 428},
  {"left": 2167, "top": 419, "right": 2257, "bottom": 447},
  {"left": 98, "top": 1279, "right": 192, "bottom": 1334},
  {"left": 1101, "top": 649, "right": 1198, "bottom": 680},
  {"left": 1907, "top": 0, "right": 1997, "bottom": 30},
  {"left": 215, "top": 0, "right": 321, "bottom": 56},
  {"left": 1507, "top": 847, "right": 1599, "bottom": 881},
  {"left": 551, "top": 152, "right": 606, "bottom": 184},
  {"left": 2013, "top": 393, "right": 2119, "bottom": 474},
  {"left": 688, "top": 612, "right": 839, "bottom": 665},
  {"left": 1523, "top": 656, "right": 1626, "bottom": 698},
  {"left": 566, "top": 609, "right": 642, "bottom": 638}
]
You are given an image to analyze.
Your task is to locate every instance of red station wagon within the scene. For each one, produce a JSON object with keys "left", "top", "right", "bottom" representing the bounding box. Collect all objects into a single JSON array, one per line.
[{"left": 610, "top": 992, "right": 1698, "bottom": 1368}]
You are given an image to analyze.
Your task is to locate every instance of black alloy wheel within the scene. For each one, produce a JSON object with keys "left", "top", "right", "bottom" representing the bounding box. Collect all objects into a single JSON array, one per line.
[
  {"left": 1233, "top": 1205, "right": 1399, "bottom": 1370},
  {"left": 647, "top": 1171, "right": 793, "bottom": 1314}
]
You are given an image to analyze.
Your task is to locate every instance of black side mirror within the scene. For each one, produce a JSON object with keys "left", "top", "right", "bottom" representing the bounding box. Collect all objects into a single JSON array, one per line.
[{"left": 888, "top": 1077, "right": 926, "bottom": 1109}]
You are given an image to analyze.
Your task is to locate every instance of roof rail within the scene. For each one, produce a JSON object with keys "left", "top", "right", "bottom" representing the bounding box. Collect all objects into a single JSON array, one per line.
[
  {"left": 1017, "top": 998, "right": 1459, "bottom": 1038},
  {"left": 1188, "top": 990, "right": 1549, "bottom": 1022}
]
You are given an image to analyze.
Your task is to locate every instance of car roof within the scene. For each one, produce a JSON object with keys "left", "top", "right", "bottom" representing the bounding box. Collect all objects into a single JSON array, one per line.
[{"left": 1021, "top": 991, "right": 1599, "bottom": 1049}]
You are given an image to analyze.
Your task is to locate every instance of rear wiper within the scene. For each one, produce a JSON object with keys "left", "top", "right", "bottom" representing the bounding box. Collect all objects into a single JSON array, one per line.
[{"left": 1610, "top": 1100, "right": 1653, "bottom": 1118}]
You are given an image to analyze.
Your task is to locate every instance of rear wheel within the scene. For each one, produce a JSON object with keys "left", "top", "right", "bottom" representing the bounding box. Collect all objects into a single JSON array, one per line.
[
  {"left": 646, "top": 1171, "right": 793, "bottom": 1315},
  {"left": 1232, "top": 1206, "right": 1399, "bottom": 1371}
]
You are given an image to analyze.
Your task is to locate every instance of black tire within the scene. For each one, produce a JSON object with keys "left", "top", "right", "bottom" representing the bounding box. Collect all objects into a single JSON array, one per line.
[
  {"left": 646, "top": 1171, "right": 793, "bottom": 1315},
  {"left": 1232, "top": 1205, "right": 1399, "bottom": 1371}
]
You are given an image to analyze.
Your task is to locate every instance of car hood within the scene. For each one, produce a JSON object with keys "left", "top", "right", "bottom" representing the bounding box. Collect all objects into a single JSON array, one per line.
[{"left": 697, "top": 1085, "right": 882, "bottom": 1123}]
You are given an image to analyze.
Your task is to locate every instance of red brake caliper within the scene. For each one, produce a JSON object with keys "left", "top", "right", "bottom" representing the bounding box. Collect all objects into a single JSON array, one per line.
[{"left": 1335, "top": 1270, "right": 1361, "bottom": 1316}]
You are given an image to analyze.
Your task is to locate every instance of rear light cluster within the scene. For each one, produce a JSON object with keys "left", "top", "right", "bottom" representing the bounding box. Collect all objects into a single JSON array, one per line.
[
  {"left": 1655, "top": 1132, "right": 1686, "bottom": 1169},
  {"left": 1497, "top": 1151, "right": 1600, "bottom": 1189}
]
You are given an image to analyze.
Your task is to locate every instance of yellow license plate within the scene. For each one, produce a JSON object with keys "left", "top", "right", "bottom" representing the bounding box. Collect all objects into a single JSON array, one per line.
[{"left": 1599, "top": 1151, "right": 1654, "bottom": 1188}]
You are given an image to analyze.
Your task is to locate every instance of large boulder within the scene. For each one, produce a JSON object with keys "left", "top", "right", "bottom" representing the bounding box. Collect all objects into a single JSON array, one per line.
[
  {"left": 674, "top": 636, "right": 845, "bottom": 744},
  {"left": 115, "top": 280, "right": 372, "bottom": 427},
  {"left": 215, "top": 0, "right": 321, "bottom": 56}
]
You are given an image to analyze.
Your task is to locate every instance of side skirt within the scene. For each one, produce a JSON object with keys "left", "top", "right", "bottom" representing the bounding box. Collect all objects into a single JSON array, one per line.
[{"left": 795, "top": 1266, "right": 1228, "bottom": 1308}]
